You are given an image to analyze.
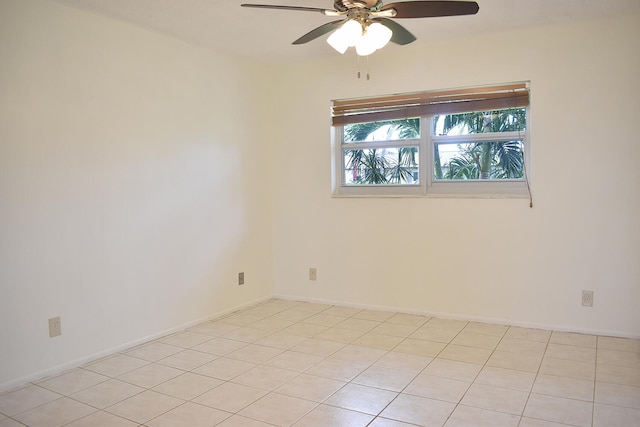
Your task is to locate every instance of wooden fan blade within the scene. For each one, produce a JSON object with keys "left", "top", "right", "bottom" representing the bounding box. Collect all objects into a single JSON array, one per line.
[
  {"left": 381, "top": 1, "right": 479, "bottom": 18},
  {"left": 241, "top": 4, "right": 331, "bottom": 14},
  {"left": 293, "top": 20, "right": 344, "bottom": 45},
  {"left": 377, "top": 18, "right": 416, "bottom": 45}
]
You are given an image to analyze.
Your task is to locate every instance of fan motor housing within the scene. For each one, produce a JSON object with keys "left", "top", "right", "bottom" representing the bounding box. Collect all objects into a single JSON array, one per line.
[{"left": 335, "top": 0, "right": 383, "bottom": 11}]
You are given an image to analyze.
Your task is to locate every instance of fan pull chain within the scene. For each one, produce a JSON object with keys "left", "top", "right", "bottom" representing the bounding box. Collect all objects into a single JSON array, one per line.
[{"left": 366, "top": 55, "right": 370, "bottom": 80}]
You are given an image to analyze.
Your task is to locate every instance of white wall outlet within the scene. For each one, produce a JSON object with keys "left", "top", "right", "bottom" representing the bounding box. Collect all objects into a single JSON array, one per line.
[
  {"left": 581, "top": 290, "right": 594, "bottom": 307},
  {"left": 309, "top": 268, "right": 317, "bottom": 281},
  {"left": 238, "top": 272, "right": 245, "bottom": 285},
  {"left": 49, "top": 317, "right": 61, "bottom": 337}
]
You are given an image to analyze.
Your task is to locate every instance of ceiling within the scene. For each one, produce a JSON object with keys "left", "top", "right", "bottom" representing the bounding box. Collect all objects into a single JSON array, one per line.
[{"left": 52, "top": 0, "right": 640, "bottom": 61}]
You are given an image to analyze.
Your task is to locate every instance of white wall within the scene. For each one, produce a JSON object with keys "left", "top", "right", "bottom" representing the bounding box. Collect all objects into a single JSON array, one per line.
[
  {"left": 0, "top": 0, "right": 273, "bottom": 389},
  {"left": 270, "top": 15, "right": 640, "bottom": 338}
]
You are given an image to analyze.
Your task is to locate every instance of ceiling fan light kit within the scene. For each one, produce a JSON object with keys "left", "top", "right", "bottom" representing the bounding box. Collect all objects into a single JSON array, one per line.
[{"left": 241, "top": 1, "right": 479, "bottom": 56}]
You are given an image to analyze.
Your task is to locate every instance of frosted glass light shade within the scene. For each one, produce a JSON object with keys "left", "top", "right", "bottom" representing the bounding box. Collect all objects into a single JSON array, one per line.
[
  {"left": 327, "top": 20, "right": 363, "bottom": 54},
  {"left": 367, "top": 22, "right": 392, "bottom": 49}
]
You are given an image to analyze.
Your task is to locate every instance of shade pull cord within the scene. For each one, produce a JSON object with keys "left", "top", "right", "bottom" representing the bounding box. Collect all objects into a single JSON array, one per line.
[{"left": 366, "top": 55, "right": 370, "bottom": 80}]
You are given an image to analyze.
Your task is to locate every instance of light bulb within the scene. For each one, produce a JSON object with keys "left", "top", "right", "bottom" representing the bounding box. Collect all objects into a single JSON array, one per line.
[
  {"left": 367, "top": 22, "right": 392, "bottom": 49},
  {"left": 327, "top": 19, "right": 363, "bottom": 53}
]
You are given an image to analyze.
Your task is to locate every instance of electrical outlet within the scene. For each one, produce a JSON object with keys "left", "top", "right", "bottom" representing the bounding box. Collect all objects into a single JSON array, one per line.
[
  {"left": 238, "top": 272, "right": 245, "bottom": 285},
  {"left": 581, "top": 290, "right": 594, "bottom": 307},
  {"left": 309, "top": 268, "right": 317, "bottom": 281},
  {"left": 49, "top": 317, "right": 61, "bottom": 337}
]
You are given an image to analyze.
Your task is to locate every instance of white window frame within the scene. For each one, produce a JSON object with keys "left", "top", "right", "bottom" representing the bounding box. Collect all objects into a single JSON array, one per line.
[{"left": 331, "top": 108, "right": 531, "bottom": 198}]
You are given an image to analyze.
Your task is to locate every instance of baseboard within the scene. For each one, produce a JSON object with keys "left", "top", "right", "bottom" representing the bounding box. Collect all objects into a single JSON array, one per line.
[
  {"left": 274, "top": 293, "right": 640, "bottom": 340},
  {"left": 0, "top": 295, "right": 271, "bottom": 393}
]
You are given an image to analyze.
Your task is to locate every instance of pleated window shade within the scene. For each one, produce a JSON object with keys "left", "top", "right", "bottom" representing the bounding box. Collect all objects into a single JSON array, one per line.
[{"left": 331, "top": 82, "right": 529, "bottom": 127}]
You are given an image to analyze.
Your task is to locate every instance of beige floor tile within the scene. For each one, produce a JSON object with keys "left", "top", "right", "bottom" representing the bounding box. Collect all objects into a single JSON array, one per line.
[
  {"left": 248, "top": 318, "right": 295, "bottom": 333},
  {"left": 352, "top": 309, "right": 395, "bottom": 322},
  {"left": 596, "top": 363, "right": 640, "bottom": 387},
  {"left": 293, "top": 404, "right": 373, "bottom": 427},
  {"left": 444, "top": 405, "right": 520, "bottom": 427},
  {"left": 597, "top": 336, "right": 640, "bottom": 353},
  {"left": 451, "top": 332, "right": 502, "bottom": 350},
  {"left": 519, "top": 417, "right": 577, "bottom": 426},
  {"left": 191, "top": 337, "right": 248, "bottom": 356},
  {"left": 255, "top": 332, "right": 308, "bottom": 350},
  {"left": 159, "top": 331, "right": 213, "bottom": 348},
  {"left": 64, "top": 410, "right": 138, "bottom": 427},
  {"left": 595, "top": 381, "right": 640, "bottom": 409},
  {"left": 151, "top": 372, "right": 223, "bottom": 400},
  {"left": 496, "top": 338, "right": 548, "bottom": 356},
  {"left": 276, "top": 374, "right": 345, "bottom": 402},
  {"left": 302, "top": 313, "right": 348, "bottom": 327},
  {"left": 550, "top": 332, "right": 597, "bottom": 348},
  {"left": 220, "top": 313, "right": 266, "bottom": 327},
  {"left": 192, "top": 357, "right": 256, "bottom": 381},
  {"left": 0, "top": 418, "right": 25, "bottom": 427},
  {"left": 106, "top": 390, "right": 183, "bottom": 424},
  {"left": 370, "top": 323, "right": 419, "bottom": 338},
  {"left": 597, "top": 348, "right": 640, "bottom": 369},
  {"left": 146, "top": 401, "right": 230, "bottom": 427},
  {"left": 532, "top": 374, "right": 594, "bottom": 401},
  {"left": 463, "top": 322, "right": 509, "bottom": 337},
  {"left": 291, "top": 338, "right": 346, "bottom": 357},
  {"left": 386, "top": 313, "right": 429, "bottom": 327},
  {"left": 291, "top": 302, "right": 331, "bottom": 314},
  {"left": 438, "top": 344, "right": 492, "bottom": 365},
  {"left": 305, "top": 358, "right": 369, "bottom": 382},
  {"left": 37, "top": 369, "right": 109, "bottom": 395},
  {"left": 323, "top": 306, "right": 363, "bottom": 318},
  {"left": 70, "top": 378, "right": 144, "bottom": 408},
  {"left": 539, "top": 358, "right": 595, "bottom": 381},
  {"left": 325, "top": 383, "right": 397, "bottom": 415},
  {"left": 314, "top": 327, "right": 365, "bottom": 344},
  {"left": 232, "top": 365, "right": 298, "bottom": 390},
  {"left": 352, "top": 365, "right": 417, "bottom": 392},
  {"left": 368, "top": 417, "right": 418, "bottom": 426},
  {"left": 373, "top": 351, "right": 433, "bottom": 373},
  {"left": 423, "top": 358, "right": 482, "bottom": 382},
  {"left": 523, "top": 393, "right": 593, "bottom": 427},
  {"left": 125, "top": 342, "right": 183, "bottom": 362},
  {"left": 0, "top": 384, "right": 61, "bottom": 416},
  {"left": 393, "top": 338, "right": 446, "bottom": 357},
  {"left": 351, "top": 333, "right": 404, "bottom": 350},
  {"left": 404, "top": 374, "right": 470, "bottom": 403},
  {"left": 84, "top": 354, "right": 149, "bottom": 377},
  {"left": 116, "top": 363, "right": 183, "bottom": 388},
  {"left": 216, "top": 414, "right": 278, "bottom": 426},
  {"left": 337, "top": 318, "right": 381, "bottom": 332},
  {"left": 409, "top": 326, "right": 461, "bottom": 343},
  {"left": 222, "top": 327, "right": 273, "bottom": 343},
  {"left": 486, "top": 351, "right": 543, "bottom": 372},
  {"left": 283, "top": 323, "right": 329, "bottom": 338},
  {"left": 226, "top": 344, "right": 284, "bottom": 364},
  {"left": 239, "top": 392, "right": 316, "bottom": 426},
  {"left": 380, "top": 393, "right": 456, "bottom": 426},
  {"left": 461, "top": 383, "right": 529, "bottom": 415},
  {"left": 544, "top": 344, "right": 596, "bottom": 363},
  {"left": 13, "top": 397, "right": 95, "bottom": 427},
  {"left": 270, "top": 310, "right": 314, "bottom": 323},
  {"left": 193, "top": 382, "right": 267, "bottom": 413},
  {"left": 425, "top": 318, "right": 468, "bottom": 330},
  {"left": 504, "top": 327, "right": 551, "bottom": 343},
  {"left": 156, "top": 349, "right": 217, "bottom": 370},
  {"left": 188, "top": 321, "right": 241, "bottom": 337},
  {"left": 331, "top": 344, "right": 387, "bottom": 364},
  {"left": 475, "top": 366, "right": 536, "bottom": 392},
  {"left": 593, "top": 403, "right": 640, "bottom": 427},
  {"left": 263, "top": 350, "right": 323, "bottom": 372}
]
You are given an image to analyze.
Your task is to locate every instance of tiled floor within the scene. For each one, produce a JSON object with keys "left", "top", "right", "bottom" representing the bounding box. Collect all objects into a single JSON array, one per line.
[{"left": 1, "top": 299, "right": 639, "bottom": 427}]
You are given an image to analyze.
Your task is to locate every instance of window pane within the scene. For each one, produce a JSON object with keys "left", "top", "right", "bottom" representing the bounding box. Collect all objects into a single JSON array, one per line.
[
  {"left": 344, "top": 147, "right": 419, "bottom": 185},
  {"left": 433, "top": 108, "right": 526, "bottom": 136},
  {"left": 434, "top": 140, "right": 524, "bottom": 180},
  {"left": 344, "top": 118, "right": 420, "bottom": 143}
]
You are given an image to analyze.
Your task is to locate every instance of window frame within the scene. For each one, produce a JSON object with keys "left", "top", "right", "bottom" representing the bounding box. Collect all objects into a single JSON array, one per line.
[{"left": 331, "top": 84, "right": 531, "bottom": 198}]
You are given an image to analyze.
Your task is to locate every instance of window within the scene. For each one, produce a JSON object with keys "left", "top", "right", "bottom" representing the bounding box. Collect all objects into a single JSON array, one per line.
[{"left": 331, "top": 83, "right": 531, "bottom": 198}]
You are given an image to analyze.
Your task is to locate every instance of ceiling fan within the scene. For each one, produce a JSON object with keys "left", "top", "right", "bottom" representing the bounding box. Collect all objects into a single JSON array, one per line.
[{"left": 241, "top": 1, "right": 479, "bottom": 56}]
